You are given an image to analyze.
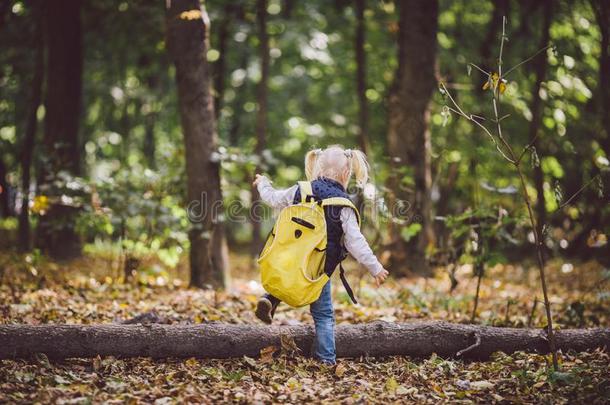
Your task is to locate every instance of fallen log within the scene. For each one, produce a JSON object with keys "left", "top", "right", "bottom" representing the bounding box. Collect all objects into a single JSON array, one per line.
[{"left": 1, "top": 321, "right": 608, "bottom": 360}]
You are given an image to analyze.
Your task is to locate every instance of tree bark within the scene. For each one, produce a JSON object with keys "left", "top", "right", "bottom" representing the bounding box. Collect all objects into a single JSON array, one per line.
[
  {"left": 213, "top": 4, "right": 234, "bottom": 120},
  {"left": 386, "top": 0, "right": 438, "bottom": 276},
  {"left": 18, "top": 2, "right": 44, "bottom": 252},
  {"left": 165, "top": 0, "right": 228, "bottom": 289},
  {"left": 1, "top": 321, "right": 608, "bottom": 360},
  {"left": 139, "top": 54, "right": 158, "bottom": 170},
  {"left": 228, "top": 48, "right": 250, "bottom": 146},
  {"left": 527, "top": 0, "right": 552, "bottom": 238},
  {"left": 143, "top": 109, "right": 157, "bottom": 170},
  {"left": 36, "top": 0, "right": 83, "bottom": 260},
  {"left": 0, "top": 159, "right": 11, "bottom": 218},
  {"left": 355, "top": 0, "right": 369, "bottom": 155},
  {"left": 592, "top": 0, "right": 610, "bottom": 158},
  {"left": 282, "top": 0, "right": 296, "bottom": 19},
  {"left": 251, "top": 0, "right": 270, "bottom": 257}
]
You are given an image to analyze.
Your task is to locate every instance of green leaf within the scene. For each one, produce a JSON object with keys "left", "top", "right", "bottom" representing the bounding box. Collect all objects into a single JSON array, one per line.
[{"left": 400, "top": 223, "right": 422, "bottom": 242}]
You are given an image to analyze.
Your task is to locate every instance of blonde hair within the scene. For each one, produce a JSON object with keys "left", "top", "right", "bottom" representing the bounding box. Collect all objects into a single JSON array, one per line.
[{"left": 304, "top": 145, "right": 370, "bottom": 187}]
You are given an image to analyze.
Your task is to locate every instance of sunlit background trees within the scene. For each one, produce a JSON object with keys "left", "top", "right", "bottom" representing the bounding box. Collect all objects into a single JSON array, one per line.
[{"left": 0, "top": 0, "right": 608, "bottom": 288}]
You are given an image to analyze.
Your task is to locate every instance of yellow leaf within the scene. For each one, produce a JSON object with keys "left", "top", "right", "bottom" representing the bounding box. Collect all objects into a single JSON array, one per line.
[
  {"left": 587, "top": 231, "right": 607, "bottom": 247},
  {"left": 385, "top": 377, "right": 399, "bottom": 392},
  {"left": 32, "top": 195, "right": 50, "bottom": 214},
  {"left": 482, "top": 72, "right": 507, "bottom": 95},
  {"left": 179, "top": 9, "right": 202, "bottom": 20},
  {"left": 499, "top": 81, "right": 507, "bottom": 94},
  {"left": 185, "top": 358, "right": 199, "bottom": 368}
]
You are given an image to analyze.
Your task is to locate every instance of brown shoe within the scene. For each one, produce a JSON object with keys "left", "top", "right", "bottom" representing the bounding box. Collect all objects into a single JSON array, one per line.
[{"left": 255, "top": 297, "right": 273, "bottom": 324}]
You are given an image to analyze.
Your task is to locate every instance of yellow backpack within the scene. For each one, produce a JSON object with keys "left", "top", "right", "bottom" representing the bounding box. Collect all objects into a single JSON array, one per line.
[{"left": 257, "top": 181, "right": 360, "bottom": 307}]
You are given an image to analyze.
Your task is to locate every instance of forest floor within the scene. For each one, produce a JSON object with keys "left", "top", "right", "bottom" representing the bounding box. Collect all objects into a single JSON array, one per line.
[{"left": 0, "top": 251, "right": 609, "bottom": 403}]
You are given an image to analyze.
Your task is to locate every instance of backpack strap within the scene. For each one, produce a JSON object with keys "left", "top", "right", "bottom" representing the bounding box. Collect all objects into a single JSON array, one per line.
[
  {"left": 321, "top": 197, "right": 361, "bottom": 227},
  {"left": 297, "top": 181, "right": 315, "bottom": 203},
  {"left": 339, "top": 262, "right": 358, "bottom": 305},
  {"left": 323, "top": 196, "right": 361, "bottom": 305}
]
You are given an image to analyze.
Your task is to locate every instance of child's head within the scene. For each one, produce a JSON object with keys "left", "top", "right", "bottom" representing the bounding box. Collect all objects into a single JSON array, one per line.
[{"left": 304, "top": 145, "right": 370, "bottom": 188}]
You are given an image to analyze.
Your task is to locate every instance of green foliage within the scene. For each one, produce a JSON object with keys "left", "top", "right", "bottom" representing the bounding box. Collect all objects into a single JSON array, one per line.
[
  {"left": 0, "top": 0, "right": 608, "bottom": 267},
  {"left": 400, "top": 223, "right": 422, "bottom": 243}
]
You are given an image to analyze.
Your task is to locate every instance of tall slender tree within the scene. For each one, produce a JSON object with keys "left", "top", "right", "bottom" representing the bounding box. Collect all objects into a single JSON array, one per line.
[
  {"left": 19, "top": 1, "right": 44, "bottom": 251},
  {"left": 36, "top": 0, "right": 83, "bottom": 260},
  {"left": 166, "top": 0, "right": 228, "bottom": 288},
  {"left": 251, "top": 0, "right": 270, "bottom": 256},
  {"left": 354, "top": 0, "right": 369, "bottom": 155},
  {"left": 228, "top": 47, "right": 250, "bottom": 147},
  {"left": 213, "top": 4, "right": 236, "bottom": 120},
  {"left": 0, "top": 159, "right": 11, "bottom": 218},
  {"left": 527, "top": 0, "right": 553, "bottom": 238},
  {"left": 138, "top": 54, "right": 159, "bottom": 170},
  {"left": 591, "top": 0, "right": 610, "bottom": 158},
  {"left": 386, "top": 0, "right": 438, "bottom": 276}
]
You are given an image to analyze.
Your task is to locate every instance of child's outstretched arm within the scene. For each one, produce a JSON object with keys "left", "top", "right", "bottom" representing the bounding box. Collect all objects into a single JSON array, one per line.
[
  {"left": 340, "top": 208, "right": 389, "bottom": 286},
  {"left": 253, "top": 174, "right": 298, "bottom": 210}
]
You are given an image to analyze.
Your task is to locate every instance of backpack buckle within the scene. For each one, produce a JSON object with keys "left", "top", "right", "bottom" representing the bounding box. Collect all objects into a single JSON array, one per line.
[{"left": 305, "top": 195, "right": 322, "bottom": 205}]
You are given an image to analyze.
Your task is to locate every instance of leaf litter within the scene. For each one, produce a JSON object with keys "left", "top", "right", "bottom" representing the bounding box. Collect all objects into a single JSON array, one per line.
[{"left": 0, "top": 252, "right": 609, "bottom": 403}]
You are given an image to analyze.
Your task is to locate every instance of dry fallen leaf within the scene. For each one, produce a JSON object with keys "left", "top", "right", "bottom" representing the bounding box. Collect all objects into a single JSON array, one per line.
[{"left": 335, "top": 363, "right": 347, "bottom": 377}]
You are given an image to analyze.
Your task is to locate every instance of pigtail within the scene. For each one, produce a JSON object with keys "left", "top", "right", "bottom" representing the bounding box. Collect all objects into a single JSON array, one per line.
[
  {"left": 349, "top": 149, "right": 370, "bottom": 187},
  {"left": 305, "top": 149, "right": 321, "bottom": 181}
]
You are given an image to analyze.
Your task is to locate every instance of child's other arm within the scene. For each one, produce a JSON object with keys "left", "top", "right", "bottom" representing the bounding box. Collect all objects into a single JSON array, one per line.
[
  {"left": 253, "top": 174, "right": 297, "bottom": 210},
  {"left": 340, "top": 208, "right": 388, "bottom": 285}
]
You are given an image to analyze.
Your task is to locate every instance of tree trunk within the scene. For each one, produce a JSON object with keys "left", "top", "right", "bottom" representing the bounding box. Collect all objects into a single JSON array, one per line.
[
  {"left": 143, "top": 112, "right": 157, "bottom": 169},
  {"left": 592, "top": 0, "right": 610, "bottom": 158},
  {"left": 18, "top": 3, "right": 44, "bottom": 252},
  {"left": 1, "top": 321, "right": 608, "bottom": 360},
  {"left": 143, "top": 77, "right": 158, "bottom": 169},
  {"left": 527, "top": 0, "right": 552, "bottom": 238},
  {"left": 228, "top": 49, "right": 250, "bottom": 146},
  {"left": 355, "top": 0, "right": 369, "bottom": 155},
  {"left": 251, "top": 0, "right": 270, "bottom": 257},
  {"left": 386, "top": 0, "right": 438, "bottom": 276},
  {"left": 36, "top": 0, "right": 83, "bottom": 260},
  {"left": 165, "top": 0, "right": 228, "bottom": 289},
  {"left": 0, "top": 159, "right": 11, "bottom": 218},
  {"left": 213, "top": 4, "right": 233, "bottom": 120}
]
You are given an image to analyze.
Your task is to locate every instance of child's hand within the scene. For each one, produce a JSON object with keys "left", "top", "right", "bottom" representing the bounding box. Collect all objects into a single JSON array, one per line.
[
  {"left": 374, "top": 269, "right": 389, "bottom": 287},
  {"left": 252, "top": 174, "right": 267, "bottom": 187}
]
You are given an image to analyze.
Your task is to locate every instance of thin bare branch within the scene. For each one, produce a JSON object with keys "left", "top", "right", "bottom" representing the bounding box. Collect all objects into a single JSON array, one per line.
[
  {"left": 498, "top": 16, "right": 507, "bottom": 79},
  {"left": 517, "top": 131, "right": 542, "bottom": 164},
  {"left": 443, "top": 82, "right": 475, "bottom": 90},
  {"left": 456, "top": 332, "right": 482, "bottom": 357},
  {"left": 440, "top": 83, "right": 515, "bottom": 163},
  {"left": 504, "top": 45, "right": 553, "bottom": 78},
  {"left": 468, "top": 63, "right": 491, "bottom": 76},
  {"left": 492, "top": 97, "right": 517, "bottom": 164},
  {"left": 558, "top": 174, "right": 602, "bottom": 210}
]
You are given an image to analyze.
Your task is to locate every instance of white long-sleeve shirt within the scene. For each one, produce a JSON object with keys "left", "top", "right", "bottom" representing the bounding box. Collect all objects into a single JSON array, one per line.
[{"left": 257, "top": 177, "right": 384, "bottom": 277}]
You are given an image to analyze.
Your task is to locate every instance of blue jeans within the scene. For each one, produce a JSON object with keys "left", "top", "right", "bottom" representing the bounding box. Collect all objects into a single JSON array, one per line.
[
  {"left": 310, "top": 281, "right": 336, "bottom": 364},
  {"left": 264, "top": 281, "right": 336, "bottom": 364}
]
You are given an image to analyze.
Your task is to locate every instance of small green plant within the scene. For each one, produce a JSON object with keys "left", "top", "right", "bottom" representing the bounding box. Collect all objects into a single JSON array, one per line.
[
  {"left": 438, "top": 17, "right": 603, "bottom": 370},
  {"left": 445, "top": 206, "right": 518, "bottom": 322}
]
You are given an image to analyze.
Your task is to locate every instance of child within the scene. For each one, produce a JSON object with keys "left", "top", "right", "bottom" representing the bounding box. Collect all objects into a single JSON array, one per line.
[{"left": 252, "top": 146, "right": 389, "bottom": 365}]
